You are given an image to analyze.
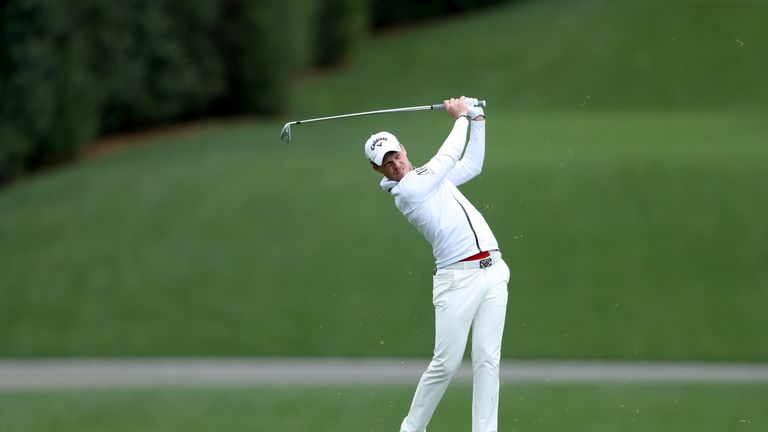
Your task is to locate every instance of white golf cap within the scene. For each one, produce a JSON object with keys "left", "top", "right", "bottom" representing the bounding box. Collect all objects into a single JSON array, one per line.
[{"left": 364, "top": 131, "right": 401, "bottom": 166}]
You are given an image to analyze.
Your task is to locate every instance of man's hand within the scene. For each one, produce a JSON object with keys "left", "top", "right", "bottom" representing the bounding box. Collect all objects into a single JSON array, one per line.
[
  {"left": 444, "top": 96, "right": 469, "bottom": 119},
  {"left": 465, "top": 97, "right": 485, "bottom": 121}
]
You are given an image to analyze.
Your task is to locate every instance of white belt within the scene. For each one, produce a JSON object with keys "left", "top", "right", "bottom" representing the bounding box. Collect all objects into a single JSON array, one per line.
[{"left": 439, "top": 250, "right": 501, "bottom": 271}]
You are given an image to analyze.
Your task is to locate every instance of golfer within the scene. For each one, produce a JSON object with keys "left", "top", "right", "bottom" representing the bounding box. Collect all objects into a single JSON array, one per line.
[{"left": 364, "top": 96, "right": 509, "bottom": 432}]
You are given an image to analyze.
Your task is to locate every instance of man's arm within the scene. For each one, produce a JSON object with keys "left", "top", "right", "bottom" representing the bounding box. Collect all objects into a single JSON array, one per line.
[
  {"left": 397, "top": 98, "right": 470, "bottom": 201},
  {"left": 447, "top": 116, "right": 485, "bottom": 187}
]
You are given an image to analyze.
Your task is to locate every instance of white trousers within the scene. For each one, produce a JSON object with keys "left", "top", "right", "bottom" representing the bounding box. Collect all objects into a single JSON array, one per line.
[{"left": 400, "top": 253, "right": 510, "bottom": 432}]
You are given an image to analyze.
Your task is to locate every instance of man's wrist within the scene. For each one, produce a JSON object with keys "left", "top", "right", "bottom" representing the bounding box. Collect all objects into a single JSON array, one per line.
[
  {"left": 472, "top": 115, "right": 485, "bottom": 121},
  {"left": 456, "top": 114, "right": 471, "bottom": 121}
]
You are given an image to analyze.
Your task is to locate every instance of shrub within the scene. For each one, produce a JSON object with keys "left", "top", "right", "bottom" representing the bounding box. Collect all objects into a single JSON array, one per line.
[
  {"left": 0, "top": 0, "right": 100, "bottom": 171},
  {"left": 314, "top": 0, "right": 369, "bottom": 66}
]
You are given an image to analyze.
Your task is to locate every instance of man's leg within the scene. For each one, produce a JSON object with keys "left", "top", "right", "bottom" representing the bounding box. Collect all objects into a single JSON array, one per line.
[
  {"left": 400, "top": 270, "right": 484, "bottom": 432},
  {"left": 470, "top": 260, "right": 509, "bottom": 432}
]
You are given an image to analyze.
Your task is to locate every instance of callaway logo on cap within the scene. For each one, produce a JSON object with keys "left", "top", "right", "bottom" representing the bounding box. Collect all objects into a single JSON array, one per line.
[{"left": 364, "top": 131, "right": 402, "bottom": 166}]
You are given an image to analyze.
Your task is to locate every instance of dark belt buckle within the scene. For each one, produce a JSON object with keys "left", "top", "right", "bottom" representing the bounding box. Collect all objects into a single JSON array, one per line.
[{"left": 479, "top": 257, "right": 492, "bottom": 268}]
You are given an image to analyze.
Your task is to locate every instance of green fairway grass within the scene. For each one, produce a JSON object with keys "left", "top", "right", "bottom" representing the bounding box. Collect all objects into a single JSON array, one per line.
[
  {"left": 1, "top": 383, "right": 766, "bottom": 432},
  {"left": 1, "top": 0, "right": 767, "bottom": 359},
  {"left": 0, "top": 110, "right": 765, "bottom": 359}
]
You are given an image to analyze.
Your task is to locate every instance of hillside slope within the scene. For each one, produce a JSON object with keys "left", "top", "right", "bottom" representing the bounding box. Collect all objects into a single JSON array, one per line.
[{"left": 292, "top": 0, "right": 767, "bottom": 115}]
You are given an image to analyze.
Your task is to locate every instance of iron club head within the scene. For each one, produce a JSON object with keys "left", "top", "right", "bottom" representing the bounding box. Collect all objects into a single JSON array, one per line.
[{"left": 280, "top": 122, "right": 292, "bottom": 143}]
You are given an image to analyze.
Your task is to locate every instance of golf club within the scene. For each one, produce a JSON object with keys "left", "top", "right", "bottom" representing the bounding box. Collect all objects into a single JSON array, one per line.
[{"left": 280, "top": 100, "right": 486, "bottom": 143}]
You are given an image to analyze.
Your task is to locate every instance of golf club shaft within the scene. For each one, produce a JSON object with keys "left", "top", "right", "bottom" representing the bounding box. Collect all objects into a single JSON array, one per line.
[{"left": 290, "top": 100, "right": 486, "bottom": 125}]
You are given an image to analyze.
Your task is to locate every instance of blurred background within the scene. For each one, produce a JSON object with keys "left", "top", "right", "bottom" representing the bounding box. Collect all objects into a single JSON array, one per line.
[{"left": 1, "top": 0, "right": 767, "bottom": 430}]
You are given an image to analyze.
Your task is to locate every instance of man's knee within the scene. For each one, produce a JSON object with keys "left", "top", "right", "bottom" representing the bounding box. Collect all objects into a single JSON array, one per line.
[{"left": 429, "top": 354, "right": 463, "bottom": 379}]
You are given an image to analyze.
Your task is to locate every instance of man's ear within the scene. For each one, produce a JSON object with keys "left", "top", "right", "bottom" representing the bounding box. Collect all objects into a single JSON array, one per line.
[{"left": 371, "top": 162, "right": 381, "bottom": 173}]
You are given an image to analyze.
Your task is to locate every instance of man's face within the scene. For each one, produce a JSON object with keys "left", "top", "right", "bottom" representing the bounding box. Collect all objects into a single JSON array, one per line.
[{"left": 373, "top": 147, "right": 412, "bottom": 181}]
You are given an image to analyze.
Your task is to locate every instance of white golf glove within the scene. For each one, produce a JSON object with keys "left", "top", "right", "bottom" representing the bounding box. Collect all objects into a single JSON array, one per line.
[{"left": 465, "top": 97, "right": 484, "bottom": 119}]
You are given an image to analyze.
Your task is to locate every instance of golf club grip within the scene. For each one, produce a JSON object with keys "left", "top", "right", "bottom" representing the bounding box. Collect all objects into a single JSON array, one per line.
[{"left": 430, "top": 100, "right": 486, "bottom": 110}]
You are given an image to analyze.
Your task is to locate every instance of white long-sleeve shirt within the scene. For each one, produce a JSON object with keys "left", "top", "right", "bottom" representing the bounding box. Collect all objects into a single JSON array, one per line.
[{"left": 380, "top": 118, "right": 499, "bottom": 268}]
